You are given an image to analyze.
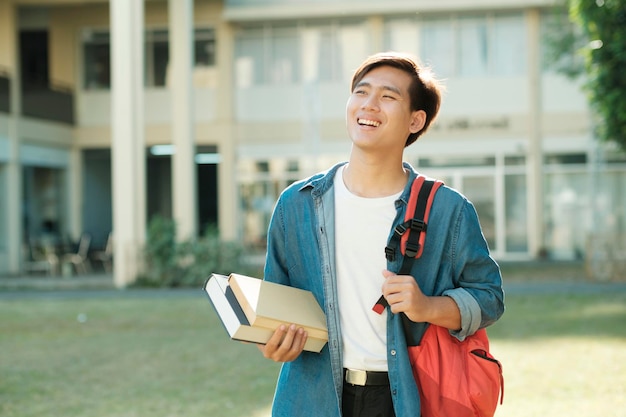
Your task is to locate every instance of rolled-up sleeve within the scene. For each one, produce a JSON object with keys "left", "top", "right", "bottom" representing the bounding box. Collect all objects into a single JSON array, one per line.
[{"left": 442, "top": 287, "right": 481, "bottom": 341}]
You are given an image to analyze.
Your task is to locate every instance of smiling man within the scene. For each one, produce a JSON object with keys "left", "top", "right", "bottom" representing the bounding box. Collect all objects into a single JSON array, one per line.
[{"left": 257, "top": 52, "right": 504, "bottom": 417}]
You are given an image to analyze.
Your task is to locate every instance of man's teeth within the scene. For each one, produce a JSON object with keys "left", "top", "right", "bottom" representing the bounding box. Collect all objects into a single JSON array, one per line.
[{"left": 358, "top": 119, "right": 381, "bottom": 127}]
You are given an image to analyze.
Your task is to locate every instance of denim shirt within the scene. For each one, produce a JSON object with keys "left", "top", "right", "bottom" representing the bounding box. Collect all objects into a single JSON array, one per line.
[{"left": 264, "top": 162, "right": 505, "bottom": 417}]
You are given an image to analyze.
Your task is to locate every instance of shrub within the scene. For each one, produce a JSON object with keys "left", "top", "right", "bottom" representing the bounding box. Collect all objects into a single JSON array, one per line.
[{"left": 136, "top": 217, "right": 261, "bottom": 288}]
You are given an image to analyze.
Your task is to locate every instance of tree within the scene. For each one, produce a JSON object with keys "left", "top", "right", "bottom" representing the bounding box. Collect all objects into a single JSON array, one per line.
[
  {"left": 569, "top": 0, "right": 626, "bottom": 150},
  {"left": 545, "top": 1, "right": 626, "bottom": 150}
]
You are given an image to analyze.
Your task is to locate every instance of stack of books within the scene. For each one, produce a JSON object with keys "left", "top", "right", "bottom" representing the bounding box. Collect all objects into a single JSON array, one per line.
[{"left": 203, "top": 273, "right": 328, "bottom": 353}]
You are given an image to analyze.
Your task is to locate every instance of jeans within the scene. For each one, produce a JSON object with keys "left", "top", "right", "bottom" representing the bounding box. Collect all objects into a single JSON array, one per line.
[{"left": 342, "top": 384, "right": 396, "bottom": 417}]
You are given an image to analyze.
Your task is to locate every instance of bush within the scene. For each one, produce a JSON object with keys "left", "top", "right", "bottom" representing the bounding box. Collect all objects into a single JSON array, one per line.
[{"left": 136, "top": 216, "right": 261, "bottom": 288}]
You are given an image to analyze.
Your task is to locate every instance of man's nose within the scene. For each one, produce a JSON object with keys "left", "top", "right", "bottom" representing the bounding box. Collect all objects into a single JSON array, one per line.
[{"left": 361, "top": 95, "right": 380, "bottom": 111}]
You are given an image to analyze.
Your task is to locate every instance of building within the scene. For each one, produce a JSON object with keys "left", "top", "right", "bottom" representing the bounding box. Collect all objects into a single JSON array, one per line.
[{"left": 1, "top": 0, "right": 624, "bottom": 286}]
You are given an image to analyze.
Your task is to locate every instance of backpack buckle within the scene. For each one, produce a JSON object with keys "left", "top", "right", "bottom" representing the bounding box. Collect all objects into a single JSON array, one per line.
[
  {"left": 393, "top": 223, "right": 408, "bottom": 236},
  {"left": 385, "top": 246, "right": 395, "bottom": 262},
  {"left": 405, "top": 242, "right": 420, "bottom": 258},
  {"left": 409, "top": 219, "right": 426, "bottom": 232}
]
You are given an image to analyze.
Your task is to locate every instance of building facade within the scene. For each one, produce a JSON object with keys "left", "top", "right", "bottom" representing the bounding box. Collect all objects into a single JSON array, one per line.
[{"left": 0, "top": 0, "right": 624, "bottom": 285}]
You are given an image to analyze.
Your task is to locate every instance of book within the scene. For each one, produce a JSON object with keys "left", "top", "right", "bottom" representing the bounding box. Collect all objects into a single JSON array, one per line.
[
  {"left": 227, "top": 273, "right": 329, "bottom": 341},
  {"left": 203, "top": 273, "right": 327, "bottom": 353},
  {"left": 204, "top": 274, "right": 274, "bottom": 344}
]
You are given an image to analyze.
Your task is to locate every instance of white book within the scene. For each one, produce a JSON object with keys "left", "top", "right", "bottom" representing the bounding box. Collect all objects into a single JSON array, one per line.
[{"left": 203, "top": 273, "right": 327, "bottom": 353}]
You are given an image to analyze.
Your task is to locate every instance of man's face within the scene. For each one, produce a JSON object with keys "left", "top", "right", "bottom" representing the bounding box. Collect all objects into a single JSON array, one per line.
[{"left": 346, "top": 65, "right": 425, "bottom": 153}]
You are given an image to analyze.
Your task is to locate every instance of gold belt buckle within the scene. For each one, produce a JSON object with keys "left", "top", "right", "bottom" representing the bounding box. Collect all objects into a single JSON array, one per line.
[{"left": 345, "top": 368, "right": 367, "bottom": 386}]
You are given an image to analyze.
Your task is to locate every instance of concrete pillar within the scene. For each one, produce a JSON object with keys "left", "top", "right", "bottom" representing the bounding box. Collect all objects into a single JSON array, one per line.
[
  {"left": 66, "top": 147, "right": 82, "bottom": 240},
  {"left": 526, "top": 8, "right": 544, "bottom": 258},
  {"left": 110, "top": 0, "right": 146, "bottom": 287},
  {"left": 215, "top": 21, "right": 236, "bottom": 240},
  {"left": 1, "top": 1, "right": 22, "bottom": 274},
  {"left": 169, "top": 0, "right": 197, "bottom": 241}
]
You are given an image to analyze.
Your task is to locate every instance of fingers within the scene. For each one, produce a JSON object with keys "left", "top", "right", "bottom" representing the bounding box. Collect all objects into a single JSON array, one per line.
[
  {"left": 382, "top": 269, "right": 396, "bottom": 279},
  {"left": 381, "top": 270, "right": 423, "bottom": 315},
  {"left": 258, "top": 324, "right": 307, "bottom": 362}
]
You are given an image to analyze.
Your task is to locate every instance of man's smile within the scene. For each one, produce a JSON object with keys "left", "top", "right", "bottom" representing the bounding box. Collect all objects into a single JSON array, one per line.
[{"left": 357, "top": 118, "right": 381, "bottom": 127}]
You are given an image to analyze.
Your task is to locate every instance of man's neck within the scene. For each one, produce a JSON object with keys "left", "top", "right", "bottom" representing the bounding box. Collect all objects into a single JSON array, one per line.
[{"left": 342, "top": 158, "right": 408, "bottom": 198}]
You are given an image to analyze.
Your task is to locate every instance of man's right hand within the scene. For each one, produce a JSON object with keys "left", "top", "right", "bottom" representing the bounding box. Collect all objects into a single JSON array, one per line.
[{"left": 257, "top": 324, "right": 307, "bottom": 362}]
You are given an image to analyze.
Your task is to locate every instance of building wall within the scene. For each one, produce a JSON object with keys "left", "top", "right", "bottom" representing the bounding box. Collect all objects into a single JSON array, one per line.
[{"left": 1, "top": 0, "right": 625, "bottom": 276}]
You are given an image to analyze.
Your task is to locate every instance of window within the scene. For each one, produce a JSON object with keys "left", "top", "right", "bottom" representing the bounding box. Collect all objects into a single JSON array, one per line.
[
  {"left": 234, "top": 27, "right": 265, "bottom": 87},
  {"left": 195, "top": 29, "right": 217, "bottom": 67},
  {"left": 83, "top": 31, "right": 110, "bottom": 89},
  {"left": 417, "top": 18, "right": 455, "bottom": 76},
  {"left": 238, "top": 157, "right": 302, "bottom": 249},
  {"left": 491, "top": 15, "right": 526, "bottom": 76},
  {"left": 82, "top": 28, "right": 216, "bottom": 90},
  {"left": 458, "top": 17, "right": 488, "bottom": 76},
  {"left": 235, "top": 24, "right": 300, "bottom": 86},
  {"left": 234, "top": 20, "right": 368, "bottom": 87},
  {"left": 385, "top": 13, "right": 527, "bottom": 78},
  {"left": 145, "top": 29, "right": 169, "bottom": 87}
]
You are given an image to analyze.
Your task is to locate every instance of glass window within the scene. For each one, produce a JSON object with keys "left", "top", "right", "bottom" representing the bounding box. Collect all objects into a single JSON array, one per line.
[
  {"left": 491, "top": 15, "right": 526, "bottom": 76},
  {"left": 463, "top": 176, "right": 496, "bottom": 250},
  {"left": 235, "top": 29, "right": 265, "bottom": 87},
  {"left": 0, "top": 165, "right": 6, "bottom": 251},
  {"left": 419, "top": 156, "right": 495, "bottom": 168},
  {"left": 238, "top": 157, "right": 302, "bottom": 249},
  {"left": 146, "top": 29, "right": 169, "bottom": 87},
  {"left": 385, "top": 19, "right": 420, "bottom": 57},
  {"left": 83, "top": 30, "right": 110, "bottom": 89},
  {"left": 540, "top": 10, "right": 586, "bottom": 76},
  {"left": 82, "top": 28, "right": 217, "bottom": 90},
  {"left": 505, "top": 156, "right": 526, "bottom": 166},
  {"left": 413, "top": 12, "right": 527, "bottom": 78},
  {"left": 458, "top": 17, "right": 488, "bottom": 77},
  {"left": 505, "top": 174, "right": 528, "bottom": 252},
  {"left": 302, "top": 26, "right": 336, "bottom": 82},
  {"left": 195, "top": 28, "right": 216, "bottom": 67},
  {"left": 269, "top": 27, "right": 299, "bottom": 84},
  {"left": 544, "top": 171, "right": 588, "bottom": 259},
  {"left": 544, "top": 153, "right": 587, "bottom": 165},
  {"left": 420, "top": 19, "right": 455, "bottom": 77},
  {"left": 337, "top": 24, "right": 369, "bottom": 81},
  {"left": 235, "top": 20, "right": 367, "bottom": 86}
]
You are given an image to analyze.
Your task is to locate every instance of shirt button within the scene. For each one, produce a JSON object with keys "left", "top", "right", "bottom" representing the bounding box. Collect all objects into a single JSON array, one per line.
[{"left": 390, "top": 350, "right": 396, "bottom": 356}]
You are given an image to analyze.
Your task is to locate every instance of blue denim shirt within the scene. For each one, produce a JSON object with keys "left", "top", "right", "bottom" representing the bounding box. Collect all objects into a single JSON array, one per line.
[{"left": 264, "top": 162, "right": 504, "bottom": 417}]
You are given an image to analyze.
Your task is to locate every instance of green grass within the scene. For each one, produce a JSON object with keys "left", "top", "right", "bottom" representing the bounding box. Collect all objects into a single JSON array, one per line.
[{"left": 1, "top": 290, "right": 625, "bottom": 417}]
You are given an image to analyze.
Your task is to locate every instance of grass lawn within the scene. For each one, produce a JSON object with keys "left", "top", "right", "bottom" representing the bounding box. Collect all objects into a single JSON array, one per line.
[{"left": 1, "top": 288, "right": 625, "bottom": 417}]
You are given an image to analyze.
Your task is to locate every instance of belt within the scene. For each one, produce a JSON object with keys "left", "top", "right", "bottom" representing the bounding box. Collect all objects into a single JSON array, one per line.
[{"left": 344, "top": 368, "right": 389, "bottom": 386}]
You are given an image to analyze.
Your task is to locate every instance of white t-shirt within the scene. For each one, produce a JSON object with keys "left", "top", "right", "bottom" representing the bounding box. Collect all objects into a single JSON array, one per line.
[{"left": 334, "top": 166, "right": 402, "bottom": 371}]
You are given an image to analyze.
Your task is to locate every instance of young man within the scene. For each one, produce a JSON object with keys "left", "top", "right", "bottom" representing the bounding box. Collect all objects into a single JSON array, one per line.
[{"left": 257, "top": 52, "right": 505, "bottom": 417}]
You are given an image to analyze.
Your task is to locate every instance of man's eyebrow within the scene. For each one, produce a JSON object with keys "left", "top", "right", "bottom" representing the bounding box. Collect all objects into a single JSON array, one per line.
[{"left": 354, "top": 81, "right": 402, "bottom": 95}]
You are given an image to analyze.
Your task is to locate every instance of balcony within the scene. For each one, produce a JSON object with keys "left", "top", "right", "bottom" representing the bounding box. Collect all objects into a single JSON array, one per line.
[
  {"left": 0, "top": 70, "right": 9, "bottom": 114},
  {"left": 22, "top": 82, "right": 75, "bottom": 125},
  {"left": 223, "top": 0, "right": 557, "bottom": 20}
]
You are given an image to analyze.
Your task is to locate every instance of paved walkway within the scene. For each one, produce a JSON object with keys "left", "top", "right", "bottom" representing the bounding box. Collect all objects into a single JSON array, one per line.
[
  {"left": 0, "top": 272, "right": 202, "bottom": 299},
  {"left": 1, "top": 270, "right": 626, "bottom": 300}
]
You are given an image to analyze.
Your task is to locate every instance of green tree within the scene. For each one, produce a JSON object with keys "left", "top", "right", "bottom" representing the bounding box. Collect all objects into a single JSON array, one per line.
[{"left": 569, "top": 0, "right": 626, "bottom": 149}]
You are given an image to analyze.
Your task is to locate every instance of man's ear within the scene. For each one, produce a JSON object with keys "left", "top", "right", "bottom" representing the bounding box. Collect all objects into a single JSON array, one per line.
[{"left": 409, "top": 110, "right": 427, "bottom": 134}]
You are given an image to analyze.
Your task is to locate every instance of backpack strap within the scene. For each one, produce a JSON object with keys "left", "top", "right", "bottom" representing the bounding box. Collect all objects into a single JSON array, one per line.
[{"left": 373, "top": 175, "right": 443, "bottom": 315}]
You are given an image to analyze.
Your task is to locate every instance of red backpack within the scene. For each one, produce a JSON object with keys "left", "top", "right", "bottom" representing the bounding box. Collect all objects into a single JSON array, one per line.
[{"left": 373, "top": 174, "right": 504, "bottom": 417}]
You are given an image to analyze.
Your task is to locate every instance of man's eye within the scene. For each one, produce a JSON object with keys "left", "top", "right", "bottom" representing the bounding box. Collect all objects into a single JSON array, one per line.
[{"left": 354, "top": 90, "right": 366, "bottom": 95}]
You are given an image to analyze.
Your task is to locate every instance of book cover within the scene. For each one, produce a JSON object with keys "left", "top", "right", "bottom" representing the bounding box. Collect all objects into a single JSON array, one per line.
[
  {"left": 204, "top": 274, "right": 274, "bottom": 344},
  {"left": 227, "top": 273, "right": 329, "bottom": 341},
  {"left": 203, "top": 274, "right": 327, "bottom": 353}
]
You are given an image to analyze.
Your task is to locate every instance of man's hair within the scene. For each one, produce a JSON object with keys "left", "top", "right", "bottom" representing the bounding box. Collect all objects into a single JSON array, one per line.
[{"left": 350, "top": 52, "right": 443, "bottom": 147}]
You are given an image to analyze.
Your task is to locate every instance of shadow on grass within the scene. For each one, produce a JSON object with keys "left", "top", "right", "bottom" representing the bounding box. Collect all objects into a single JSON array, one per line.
[{"left": 489, "top": 292, "right": 626, "bottom": 340}]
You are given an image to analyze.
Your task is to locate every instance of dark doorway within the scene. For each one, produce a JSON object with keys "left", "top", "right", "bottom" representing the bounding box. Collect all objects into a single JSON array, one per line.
[
  {"left": 20, "top": 31, "right": 49, "bottom": 88},
  {"left": 147, "top": 146, "right": 218, "bottom": 235},
  {"left": 197, "top": 162, "right": 218, "bottom": 233}
]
